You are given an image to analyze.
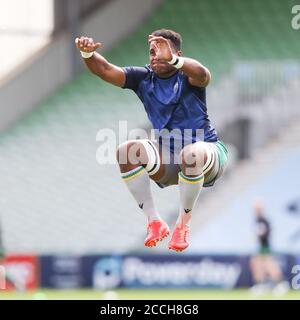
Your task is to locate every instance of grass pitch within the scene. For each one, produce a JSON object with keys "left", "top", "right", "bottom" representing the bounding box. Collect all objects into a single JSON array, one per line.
[{"left": 0, "top": 288, "right": 299, "bottom": 300}]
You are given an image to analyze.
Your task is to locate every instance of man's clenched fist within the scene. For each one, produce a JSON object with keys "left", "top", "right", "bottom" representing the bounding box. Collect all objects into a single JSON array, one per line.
[{"left": 75, "top": 36, "right": 101, "bottom": 52}]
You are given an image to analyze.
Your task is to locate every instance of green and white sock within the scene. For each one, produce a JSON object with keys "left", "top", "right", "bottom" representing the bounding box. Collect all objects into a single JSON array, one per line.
[
  {"left": 121, "top": 166, "right": 161, "bottom": 222},
  {"left": 177, "top": 171, "right": 204, "bottom": 226}
]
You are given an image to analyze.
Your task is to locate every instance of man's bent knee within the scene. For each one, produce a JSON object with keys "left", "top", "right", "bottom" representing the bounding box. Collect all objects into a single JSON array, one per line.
[
  {"left": 116, "top": 140, "right": 166, "bottom": 182},
  {"left": 179, "top": 143, "right": 207, "bottom": 176},
  {"left": 116, "top": 140, "right": 147, "bottom": 166}
]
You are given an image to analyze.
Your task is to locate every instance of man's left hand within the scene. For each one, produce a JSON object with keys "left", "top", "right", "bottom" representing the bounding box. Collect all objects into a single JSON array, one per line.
[{"left": 148, "top": 35, "right": 173, "bottom": 62}]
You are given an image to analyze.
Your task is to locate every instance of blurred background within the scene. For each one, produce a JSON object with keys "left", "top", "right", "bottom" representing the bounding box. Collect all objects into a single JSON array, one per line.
[{"left": 0, "top": 0, "right": 300, "bottom": 299}]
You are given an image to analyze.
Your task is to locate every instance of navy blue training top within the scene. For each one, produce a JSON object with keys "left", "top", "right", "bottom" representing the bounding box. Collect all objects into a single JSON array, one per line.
[{"left": 122, "top": 65, "right": 218, "bottom": 152}]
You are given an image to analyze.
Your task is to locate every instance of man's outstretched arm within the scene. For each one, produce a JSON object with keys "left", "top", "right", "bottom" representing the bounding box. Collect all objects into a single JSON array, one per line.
[
  {"left": 179, "top": 58, "right": 211, "bottom": 88},
  {"left": 75, "top": 36, "right": 125, "bottom": 87}
]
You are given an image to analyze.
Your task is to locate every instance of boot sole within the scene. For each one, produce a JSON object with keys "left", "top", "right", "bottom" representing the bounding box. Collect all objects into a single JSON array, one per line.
[{"left": 145, "top": 229, "right": 170, "bottom": 247}]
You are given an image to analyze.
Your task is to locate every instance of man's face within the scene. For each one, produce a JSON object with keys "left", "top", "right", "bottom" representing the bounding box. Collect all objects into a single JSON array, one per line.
[{"left": 149, "top": 39, "right": 178, "bottom": 77}]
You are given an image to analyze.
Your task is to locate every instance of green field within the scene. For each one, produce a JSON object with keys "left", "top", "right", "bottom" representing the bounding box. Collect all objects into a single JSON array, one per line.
[{"left": 0, "top": 289, "right": 299, "bottom": 300}]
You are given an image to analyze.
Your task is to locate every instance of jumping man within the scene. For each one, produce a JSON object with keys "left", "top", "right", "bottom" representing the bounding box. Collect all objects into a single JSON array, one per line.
[{"left": 75, "top": 29, "right": 228, "bottom": 252}]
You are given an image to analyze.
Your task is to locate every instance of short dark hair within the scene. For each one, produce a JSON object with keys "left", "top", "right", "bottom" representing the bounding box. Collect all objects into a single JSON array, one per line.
[{"left": 151, "top": 29, "right": 182, "bottom": 51}]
